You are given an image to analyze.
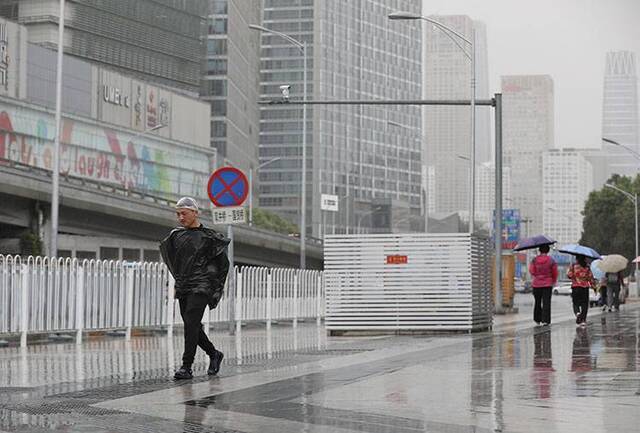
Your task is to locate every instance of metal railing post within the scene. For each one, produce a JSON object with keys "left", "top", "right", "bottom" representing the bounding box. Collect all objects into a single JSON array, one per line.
[
  {"left": 266, "top": 269, "right": 272, "bottom": 330},
  {"left": 235, "top": 270, "right": 242, "bottom": 335},
  {"left": 124, "top": 264, "right": 134, "bottom": 341},
  {"left": 75, "top": 266, "right": 84, "bottom": 345},
  {"left": 166, "top": 273, "right": 175, "bottom": 337},
  {"left": 293, "top": 272, "right": 299, "bottom": 328},
  {"left": 20, "top": 264, "right": 29, "bottom": 348},
  {"left": 316, "top": 273, "right": 322, "bottom": 326}
]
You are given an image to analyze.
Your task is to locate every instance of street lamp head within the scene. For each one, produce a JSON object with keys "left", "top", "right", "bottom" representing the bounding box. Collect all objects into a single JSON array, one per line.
[
  {"left": 248, "top": 24, "right": 268, "bottom": 32},
  {"left": 602, "top": 137, "right": 619, "bottom": 146},
  {"left": 388, "top": 11, "right": 422, "bottom": 20}
]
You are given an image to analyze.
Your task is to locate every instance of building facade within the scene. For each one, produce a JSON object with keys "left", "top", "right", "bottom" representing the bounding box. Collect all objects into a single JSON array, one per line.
[
  {"left": 542, "top": 149, "right": 593, "bottom": 246},
  {"left": 423, "top": 15, "right": 491, "bottom": 218},
  {"left": 259, "top": 0, "right": 423, "bottom": 236},
  {"left": 598, "top": 50, "right": 640, "bottom": 184},
  {"left": 203, "top": 0, "right": 261, "bottom": 177},
  {"left": 0, "top": 0, "right": 207, "bottom": 93},
  {"left": 0, "top": 17, "right": 213, "bottom": 259},
  {"left": 502, "top": 75, "right": 555, "bottom": 235}
]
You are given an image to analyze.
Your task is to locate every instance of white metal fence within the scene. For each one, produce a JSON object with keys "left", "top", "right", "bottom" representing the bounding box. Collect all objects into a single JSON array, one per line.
[
  {"left": 324, "top": 233, "right": 493, "bottom": 332},
  {"left": 0, "top": 255, "right": 324, "bottom": 346}
]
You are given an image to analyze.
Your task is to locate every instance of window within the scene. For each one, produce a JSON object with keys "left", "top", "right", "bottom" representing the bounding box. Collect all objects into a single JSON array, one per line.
[
  {"left": 143, "top": 250, "right": 160, "bottom": 262},
  {"left": 123, "top": 248, "right": 140, "bottom": 261},
  {"left": 203, "top": 79, "right": 227, "bottom": 96},
  {"left": 207, "top": 59, "right": 227, "bottom": 75},
  {"left": 207, "top": 39, "right": 227, "bottom": 56},
  {"left": 211, "top": 100, "right": 227, "bottom": 116},
  {"left": 208, "top": 18, "right": 227, "bottom": 34},
  {"left": 211, "top": 0, "right": 227, "bottom": 14},
  {"left": 212, "top": 120, "right": 227, "bottom": 137},
  {"left": 100, "top": 247, "right": 119, "bottom": 260}
]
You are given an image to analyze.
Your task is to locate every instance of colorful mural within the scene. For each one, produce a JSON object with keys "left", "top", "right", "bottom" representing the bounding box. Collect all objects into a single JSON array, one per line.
[{"left": 0, "top": 103, "right": 212, "bottom": 201}]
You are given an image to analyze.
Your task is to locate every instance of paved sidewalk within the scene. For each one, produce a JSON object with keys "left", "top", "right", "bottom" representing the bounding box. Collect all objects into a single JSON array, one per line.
[{"left": 1, "top": 298, "right": 639, "bottom": 432}]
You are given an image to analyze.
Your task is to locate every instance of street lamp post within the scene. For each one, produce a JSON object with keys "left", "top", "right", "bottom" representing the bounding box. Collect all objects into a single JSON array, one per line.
[
  {"left": 250, "top": 24, "right": 307, "bottom": 269},
  {"left": 389, "top": 11, "right": 476, "bottom": 233},
  {"left": 249, "top": 157, "right": 283, "bottom": 226},
  {"left": 50, "top": 0, "right": 66, "bottom": 257},
  {"left": 604, "top": 183, "right": 639, "bottom": 282}
]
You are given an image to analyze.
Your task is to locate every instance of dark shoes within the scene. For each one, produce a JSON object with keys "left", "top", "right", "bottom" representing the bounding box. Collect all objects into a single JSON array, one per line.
[
  {"left": 208, "top": 350, "right": 224, "bottom": 376},
  {"left": 174, "top": 366, "right": 193, "bottom": 380}
]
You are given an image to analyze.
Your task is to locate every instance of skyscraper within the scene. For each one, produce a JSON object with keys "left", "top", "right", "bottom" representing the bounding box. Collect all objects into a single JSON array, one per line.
[
  {"left": 423, "top": 15, "right": 491, "bottom": 218},
  {"left": 476, "top": 162, "right": 512, "bottom": 230},
  {"left": 502, "top": 75, "right": 554, "bottom": 235},
  {"left": 202, "top": 0, "right": 261, "bottom": 175},
  {"left": 599, "top": 51, "right": 639, "bottom": 183},
  {"left": 259, "top": 0, "right": 422, "bottom": 236},
  {"left": 542, "top": 149, "right": 593, "bottom": 246},
  {"left": 0, "top": 0, "right": 208, "bottom": 93}
]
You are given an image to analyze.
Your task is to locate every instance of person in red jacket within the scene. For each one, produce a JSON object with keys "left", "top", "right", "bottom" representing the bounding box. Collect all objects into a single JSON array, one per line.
[
  {"left": 567, "top": 255, "right": 596, "bottom": 325},
  {"left": 528, "top": 244, "right": 558, "bottom": 325}
]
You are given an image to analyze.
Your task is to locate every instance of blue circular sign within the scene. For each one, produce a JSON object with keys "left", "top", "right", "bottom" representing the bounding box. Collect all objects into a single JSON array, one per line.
[{"left": 207, "top": 167, "right": 249, "bottom": 207}]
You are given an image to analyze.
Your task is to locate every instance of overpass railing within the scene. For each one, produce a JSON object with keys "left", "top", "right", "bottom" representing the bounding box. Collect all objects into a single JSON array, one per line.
[{"left": 0, "top": 255, "right": 324, "bottom": 346}]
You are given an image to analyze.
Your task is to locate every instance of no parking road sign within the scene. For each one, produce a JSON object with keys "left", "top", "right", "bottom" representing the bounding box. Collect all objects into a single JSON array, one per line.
[{"left": 207, "top": 167, "right": 249, "bottom": 207}]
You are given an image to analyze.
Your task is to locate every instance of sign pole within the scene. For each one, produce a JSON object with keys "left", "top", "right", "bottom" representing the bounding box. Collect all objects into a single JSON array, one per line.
[{"left": 227, "top": 224, "right": 235, "bottom": 335}]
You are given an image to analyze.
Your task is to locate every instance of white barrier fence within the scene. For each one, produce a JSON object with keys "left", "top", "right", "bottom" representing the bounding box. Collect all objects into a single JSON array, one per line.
[
  {"left": 0, "top": 255, "right": 324, "bottom": 346},
  {"left": 324, "top": 233, "right": 493, "bottom": 333}
]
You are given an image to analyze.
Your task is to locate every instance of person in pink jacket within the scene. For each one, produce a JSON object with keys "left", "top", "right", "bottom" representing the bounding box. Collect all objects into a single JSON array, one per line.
[{"left": 528, "top": 244, "right": 558, "bottom": 325}]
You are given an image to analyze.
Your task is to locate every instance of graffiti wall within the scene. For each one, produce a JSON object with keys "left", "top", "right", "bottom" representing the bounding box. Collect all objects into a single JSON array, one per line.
[{"left": 0, "top": 101, "right": 212, "bottom": 201}]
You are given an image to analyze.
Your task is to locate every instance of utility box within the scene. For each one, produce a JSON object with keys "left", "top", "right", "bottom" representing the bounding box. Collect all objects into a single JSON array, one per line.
[{"left": 324, "top": 233, "right": 493, "bottom": 334}]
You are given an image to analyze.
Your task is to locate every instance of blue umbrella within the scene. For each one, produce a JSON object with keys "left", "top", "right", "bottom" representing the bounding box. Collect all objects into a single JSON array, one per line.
[
  {"left": 513, "top": 234, "right": 556, "bottom": 252},
  {"left": 591, "top": 259, "right": 605, "bottom": 280},
  {"left": 558, "top": 244, "right": 601, "bottom": 260}
]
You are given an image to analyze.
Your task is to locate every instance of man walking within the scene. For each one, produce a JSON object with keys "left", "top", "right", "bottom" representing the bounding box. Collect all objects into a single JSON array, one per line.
[{"left": 160, "top": 197, "right": 229, "bottom": 379}]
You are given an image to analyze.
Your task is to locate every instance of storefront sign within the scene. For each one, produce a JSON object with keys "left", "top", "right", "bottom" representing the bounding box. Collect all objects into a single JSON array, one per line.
[{"left": 102, "top": 85, "right": 130, "bottom": 107}]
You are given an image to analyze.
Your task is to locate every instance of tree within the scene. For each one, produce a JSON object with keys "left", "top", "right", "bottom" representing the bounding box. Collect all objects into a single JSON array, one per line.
[
  {"left": 252, "top": 208, "right": 299, "bottom": 235},
  {"left": 580, "top": 174, "right": 639, "bottom": 269}
]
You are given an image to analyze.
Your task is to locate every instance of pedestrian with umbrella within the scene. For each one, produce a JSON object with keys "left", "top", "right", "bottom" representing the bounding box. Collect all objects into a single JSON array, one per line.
[
  {"left": 597, "top": 254, "right": 628, "bottom": 312},
  {"left": 515, "top": 235, "right": 557, "bottom": 325},
  {"left": 522, "top": 244, "right": 558, "bottom": 326},
  {"left": 559, "top": 244, "right": 600, "bottom": 326}
]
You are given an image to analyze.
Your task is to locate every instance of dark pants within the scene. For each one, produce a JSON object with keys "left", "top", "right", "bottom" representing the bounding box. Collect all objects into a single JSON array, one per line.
[
  {"left": 533, "top": 287, "right": 552, "bottom": 324},
  {"left": 571, "top": 287, "right": 589, "bottom": 323},
  {"left": 606, "top": 285, "right": 620, "bottom": 309},
  {"left": 179, "top": 294, "right": 216, "bottom": 367}
]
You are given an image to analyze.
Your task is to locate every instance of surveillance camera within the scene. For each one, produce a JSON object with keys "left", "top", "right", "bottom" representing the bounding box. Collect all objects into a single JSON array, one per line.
[{"left": 279, "top": 85, "right": 291, "bottom": 101}]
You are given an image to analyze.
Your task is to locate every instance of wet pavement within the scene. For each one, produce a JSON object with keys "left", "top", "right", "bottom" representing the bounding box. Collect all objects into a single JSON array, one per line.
[{"left": 1, "top": 294, "right": 639, "bottom": 433}]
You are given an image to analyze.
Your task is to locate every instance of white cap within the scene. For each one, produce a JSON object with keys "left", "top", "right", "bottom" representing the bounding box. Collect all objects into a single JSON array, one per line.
[{"left": 175, "top": 197, "right": 199, "bottom": 212}]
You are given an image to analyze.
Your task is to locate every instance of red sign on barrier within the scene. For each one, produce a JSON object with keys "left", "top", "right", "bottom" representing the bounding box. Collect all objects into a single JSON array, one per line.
[{"left": 386, "top": 255, "right": 408, "bottom": 265}]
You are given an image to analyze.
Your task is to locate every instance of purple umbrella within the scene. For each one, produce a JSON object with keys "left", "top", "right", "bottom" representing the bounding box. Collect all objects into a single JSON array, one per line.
[{"left": 513, "top": 234, "right": 556, "bottom": 252}]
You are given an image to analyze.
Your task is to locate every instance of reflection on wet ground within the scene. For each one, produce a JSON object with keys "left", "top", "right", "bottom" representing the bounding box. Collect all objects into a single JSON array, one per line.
[{"left": 1, "top": 298, "right": 639, "bottom": 433}]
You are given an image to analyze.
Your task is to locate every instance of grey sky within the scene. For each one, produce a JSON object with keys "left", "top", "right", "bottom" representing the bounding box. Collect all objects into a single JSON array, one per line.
[{"left": 421, "top": 0, "right": 640, "bottom": 148}]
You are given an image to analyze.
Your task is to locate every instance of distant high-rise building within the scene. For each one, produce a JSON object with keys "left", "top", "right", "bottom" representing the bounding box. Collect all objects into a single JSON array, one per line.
[
  {"left": 502, "top": 75, "right": 554, "bottom": 235},
  {"left": 0, "top": 0, "right": 208, "bottom": 93},
  {"left": 542, "top": 149, "right": 593, "bottom": 246},
  {"left": 599, "top": 50, "right": 639, "bottom": 183},
  {"left": 259, "top": 0, "right": 422, "bottom": 236},
  {"left": 423, "top": 15, "right": 491, "bottom": 218},
  {"left": 202, "top": 0, "right": 261, "bottom": 176},
  {"left": 476, "top": 162, "right": 512, "bottom": 230}
]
